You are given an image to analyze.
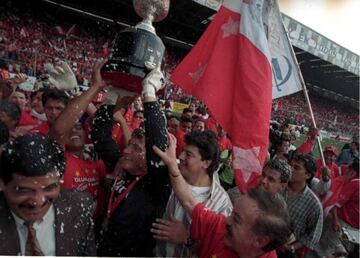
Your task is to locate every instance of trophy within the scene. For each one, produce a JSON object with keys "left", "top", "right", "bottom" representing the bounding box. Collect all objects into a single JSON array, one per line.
[{"left": 101, "top": 0, "right": 170, "bottom": 96}]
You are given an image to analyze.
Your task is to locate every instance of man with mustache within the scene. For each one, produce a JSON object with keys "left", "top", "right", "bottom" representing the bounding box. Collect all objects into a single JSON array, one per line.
[{"left": 0, "top": 134, "right": 96, "bottom": 256}]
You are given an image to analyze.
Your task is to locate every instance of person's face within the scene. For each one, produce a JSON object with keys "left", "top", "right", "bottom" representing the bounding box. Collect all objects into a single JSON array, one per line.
[
  {"left": 118, "top": 135, "right": 146, "bottom": 175},
  {"left": 351, "top": 142, "right": 358, "bottom": 151},
  {"left": 290, "top": 160, "right": 310, "bottom": 184},
  {"left": 31, "top": 92, "right": 44, "bottom": 114},
  {"left": 324, "top": 151, "right": 335, "bottom": 165},
  {"left": 65, "top": 122, "right": 85, "bottom": 151},
  {"left": 189, "top": 103, "right": 197, "bottom": 112},
  {"left": 0, "top": 111, "right": 17, "bottom": 130},
  {"left": 181, "top": 122, "right": 192, "bottom": 134},
  {"left": 10, "top": 91, "right": 27, "bottom": 110},
  {"left": 133, "top": 96, "right": 142, "bottom": 110},
  {"left": 167, "top": 118, "right": 179, "bottom": 134},
  {"left": 259, "top": 167, "right": 287, "bottom": 194},
  {"left": 193, "top": 121, "right": 205, "bottom": 132},
  {"left": 224, "top": 195, "right": 265, "bottom": 256},
  {"left": 44, "top": 98, "right": 66, "bottom": 124},
  {"left": 0, "top": 171, "right": 61, "bottom": 222},
  {"left": 178, "top": 145, "right": 210, "bottom": 179},
  {"left": 277, "top": 141, "right": 290, "bottom": 154},
  {"left": 133, "top": 112, "right": 144, "bottom": 121}
]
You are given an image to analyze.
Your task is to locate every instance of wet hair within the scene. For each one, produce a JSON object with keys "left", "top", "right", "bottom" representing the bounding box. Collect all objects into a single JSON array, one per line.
[
  {"left": 41, "top": 88, "right": 69, "bottom": 107},
  {"left": 184, "top": 130, "right": 220, "bottom": 176},
  {"left": 0, "top": 100, "right": 21, "bottom": 126},
  {"left": 0, "top": 120, "right": 9, "bottom": 145},
  {"left": 264, "top": 159, "right": 292, "bottom": 183},
  {"left": 0, "top": 134, "right": 65, "bottom": 184},
  {"left": 248, "top": 188, "right": 291, "bottom": 252}
]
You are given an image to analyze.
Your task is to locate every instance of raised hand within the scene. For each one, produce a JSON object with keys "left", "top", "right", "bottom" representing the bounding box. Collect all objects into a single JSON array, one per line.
[
  {"left": 153, "top": 132, "right": 177, "bottom": 169},
  {"left": 91, "top": 58, "right": 108, "bottom": 90},
  {"left": 45, "top": 61, "right": 78, "bottom": 91}
]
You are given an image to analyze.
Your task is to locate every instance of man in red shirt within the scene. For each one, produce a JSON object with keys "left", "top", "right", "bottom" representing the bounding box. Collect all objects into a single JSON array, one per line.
[
  {"left": 30, "top": 89, "right": 69, "bottom": 135},
  {"left": 315, "top": 145, "right": 340, "bottom": 179},
  {"left": 154, "top": 134, "right": 291, "bottom": 258}
]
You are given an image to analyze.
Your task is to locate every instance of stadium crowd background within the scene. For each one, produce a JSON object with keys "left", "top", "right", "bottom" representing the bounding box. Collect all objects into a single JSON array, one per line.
[{"left": 0, "top": 0, "right": 358, "bottom": 137}]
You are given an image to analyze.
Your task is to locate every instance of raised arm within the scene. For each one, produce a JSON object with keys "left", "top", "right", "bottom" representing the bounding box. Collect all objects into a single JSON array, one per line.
[
  {"left": 153, "top": 133, "right": 199, "bottom": 215},
  {"left": 50, "top": 59, "right": 107, "bottom": 147}
]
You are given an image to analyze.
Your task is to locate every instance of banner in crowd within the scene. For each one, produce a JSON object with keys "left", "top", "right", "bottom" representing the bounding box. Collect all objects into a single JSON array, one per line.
[
  {"left": 172, "top": 102, "right": 189, "bottom": 114},
  {"left": 172, "top": 0, "right": 283, "bottom": 192},
  {"left": 282, "top": 14, "right": 360, "bottom": 76}
]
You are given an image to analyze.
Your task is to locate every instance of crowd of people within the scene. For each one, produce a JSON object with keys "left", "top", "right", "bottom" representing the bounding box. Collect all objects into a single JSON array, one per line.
[
  {"left": 0, "top": 2, "right": 359, "bottom": 258},
  {"left": 272, "top": 93, "right": 358, "bottom": 136}
]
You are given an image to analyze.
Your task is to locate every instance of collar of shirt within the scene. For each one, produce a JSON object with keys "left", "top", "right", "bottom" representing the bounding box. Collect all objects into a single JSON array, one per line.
[{"left": 11, "top": 204, "right": 55, "bottom": 230}]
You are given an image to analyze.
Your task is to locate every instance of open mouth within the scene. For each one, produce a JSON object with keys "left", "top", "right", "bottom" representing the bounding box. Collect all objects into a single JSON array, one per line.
[{"left": 70, "top": 135, "right": 81, "bottom": 140}]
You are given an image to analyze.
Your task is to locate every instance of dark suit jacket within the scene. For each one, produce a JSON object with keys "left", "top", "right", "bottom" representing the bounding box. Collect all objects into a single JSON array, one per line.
[{"left": 0, "top": 190, "right": 96, "bottom": 256}]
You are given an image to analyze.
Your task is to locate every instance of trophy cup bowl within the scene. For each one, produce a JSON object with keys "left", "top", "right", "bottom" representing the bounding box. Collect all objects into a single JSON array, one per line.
[{"left": 101, "top": 0, "right": 169, "bottom": 94}]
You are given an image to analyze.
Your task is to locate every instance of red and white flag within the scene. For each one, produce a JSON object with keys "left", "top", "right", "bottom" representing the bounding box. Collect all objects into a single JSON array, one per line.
[
  {"left": 322, "top": 176, "right": 345, "bottom": 217},
  {"left": 171, "top": 0, "right": 281, "bottom": 192}
]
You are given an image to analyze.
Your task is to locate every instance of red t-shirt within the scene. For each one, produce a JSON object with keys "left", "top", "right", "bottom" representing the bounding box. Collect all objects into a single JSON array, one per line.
[
  {"left": 191, "top": 203, "right": 277, "bottom": 258},
  {"left": 62, "top": 152, "right": 106, "bottom": 199},
  {"left": 29, "top": 121, "right": 50, "bottom": 136},
  {"left": 18, "top": 110, "right": 38, "bottom": 127},
  {"left": 315, "top": 160, "right": 340, "bottom": 179},
  {"left": 337, "top": 179, "right": 359, "bottom": 228}
]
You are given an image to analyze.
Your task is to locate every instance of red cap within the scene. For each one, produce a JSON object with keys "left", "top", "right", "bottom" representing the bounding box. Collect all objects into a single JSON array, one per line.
[{"left": 323, "top": 145, "right": 338, "bottom": 156}]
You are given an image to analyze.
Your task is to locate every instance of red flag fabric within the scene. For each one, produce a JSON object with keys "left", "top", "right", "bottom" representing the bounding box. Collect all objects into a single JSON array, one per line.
[
  {"left": 321, "top": 176, "right": 345, "bottom": 217},
  {"left": 171, "top": 0, "right": 273, "bottom": 192}
]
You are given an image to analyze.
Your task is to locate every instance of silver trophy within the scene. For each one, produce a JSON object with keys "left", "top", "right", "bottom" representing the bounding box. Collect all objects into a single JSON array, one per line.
[{"left": 101, "top": 0, "right": 170, "bottom": 96}]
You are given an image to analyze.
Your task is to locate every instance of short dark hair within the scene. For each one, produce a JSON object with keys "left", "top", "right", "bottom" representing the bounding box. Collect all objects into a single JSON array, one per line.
[
  {"left": 292, "top": 154, "right": 316, "bottom": 184},
  {"left": 264, "top": 159, "right": 292, "bottom": 183},
  {"left": 0, "top": 135, "right": 65, "bottom": 184},
  {"left": 182, "top": 107, "right": 192, "bottom": 114},
  {"left": 184, "top": 130, "right": 220, "bottom": 176},
  {"left": 0, "top": 100, "right": 21, "bottom": 126},
  {"left": 180, "top": 115, "right": 193, "bottom": 124},
  {"left": 42, "top": 88, "right": 69, "bottom": 107},
  {"left": 248, "top": 188, "right": 291, "bottom": 252},
  {"left": 30, "top": 88, "right": 45, "bottom": 100}
]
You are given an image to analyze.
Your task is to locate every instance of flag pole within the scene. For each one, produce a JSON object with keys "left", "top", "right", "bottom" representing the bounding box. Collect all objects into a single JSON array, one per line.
[{"left": 276, "top": 1, "right": 326, "bottom": 166}]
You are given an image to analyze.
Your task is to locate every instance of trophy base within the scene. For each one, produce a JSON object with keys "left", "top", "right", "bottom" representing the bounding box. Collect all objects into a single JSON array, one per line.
[{"left": 102, "top": 66, "right": 144, "bottom": 94}]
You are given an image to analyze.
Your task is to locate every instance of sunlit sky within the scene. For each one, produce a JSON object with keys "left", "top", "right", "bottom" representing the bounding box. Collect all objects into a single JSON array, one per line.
[{"left": 278, "top": 0, "right": 360, "bottom": 55}]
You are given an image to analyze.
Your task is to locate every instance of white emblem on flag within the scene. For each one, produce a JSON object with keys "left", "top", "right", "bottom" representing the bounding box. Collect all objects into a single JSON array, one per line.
[
  {"left": 233, "top": 145, "right": 262, "bottom": 182},
  {"left": 189, "top": 63, "right": 207, "bottom": 83},
  {"left": 221, "top": 17, "right": 239, "bottom": 38}
]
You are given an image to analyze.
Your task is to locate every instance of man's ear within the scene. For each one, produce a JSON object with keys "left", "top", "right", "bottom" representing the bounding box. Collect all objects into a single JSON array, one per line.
[
  {"left": 254, "top": 235, "right": 270, "bottom": 249},
  {"left": 202, "top": 160, "right": 211, "bottom": 170},
  {"left": 280, "top": 182, "right": 288, "bottom": 191}
]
